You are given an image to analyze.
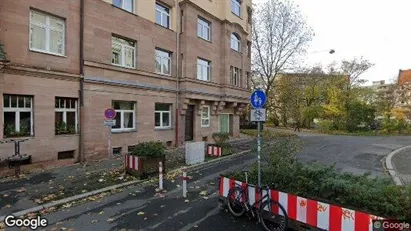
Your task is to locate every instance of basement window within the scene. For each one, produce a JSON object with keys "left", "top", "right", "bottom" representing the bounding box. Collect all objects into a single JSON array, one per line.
[
  {"left": 113, "top": 147, "right": 122, "bottom": 155},
  {"left": 58, "top": 150, "right": 75, "bottom": 160}
]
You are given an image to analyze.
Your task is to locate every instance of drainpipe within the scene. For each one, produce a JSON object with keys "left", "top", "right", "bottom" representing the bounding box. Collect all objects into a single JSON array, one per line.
[
  {"left": 175, "top": 3, "right": 181, "bottom": 148},
  {"left": 78, "top": 0, "right": 85, "bottom": 163}
]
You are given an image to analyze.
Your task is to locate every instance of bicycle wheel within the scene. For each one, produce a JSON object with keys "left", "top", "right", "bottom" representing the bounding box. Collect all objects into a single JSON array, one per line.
[
  {"left": 259, "top": 199, "right": 288, "bottom": 231},
  {"left": 227, "top": 186, "right": 247, "bottom": 217}
]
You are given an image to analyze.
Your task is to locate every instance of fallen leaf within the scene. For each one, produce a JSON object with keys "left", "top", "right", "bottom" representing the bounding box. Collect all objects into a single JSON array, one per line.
[
  {"left": 91, "top": 220, "right": 98, "bottom": 223},
  {"left": 56, "top": 222, "right": 64, "bottom": 226},
  {"left": 16, "top": 188, "right": 26, "bottom": 193},
  {"left": 176, "top": 185, "right": 180, "bottom": 188},
  {"left": 184, "top": 199, "right": 189, "bottom": 203},
  {"left": 144, "top": 218, "right": 147, "bottom": 220},
  {"left": 107, "top": 218, "right": 114, "bottom": 223},
  {"left": 160, "top": 205, "right": 166, "bottom": 208},
  {"left": 199, "top": 191, "right": 207, "bottom": 196},
  {"left": 62, "top": 203, "right": 72, "bottom": 208},
  {"left": 153, "top": 213, "right": 158, "bottom": 216},
  {"left": 98, "top": 211, "right": 105, "bottom": 215},
  {"left": 3, "top": 194, "right": 8, "bottom": 198},
  {"left": 61, "top": 227, "right": 67, "bottom": 231},
  {"left": 195, "top": 186, "right": 200, "bottom": 189},
  {"left": 137, "top": 211, "right": 145, "bottom": 216},
  {"left": 116, "top": 203, "right": 121, "bottom": 205},
  {"left": 209, "top": 182, "right": 215, "bottom": 185},
  {"left": 194, "top": 225, "right": 199, "bottom": 228},
  {"left": 4, "top": 204, "right": 11, "bottom": 208},
  {"left": 203, "top": 196, "right": 209, "bottom": 200}
]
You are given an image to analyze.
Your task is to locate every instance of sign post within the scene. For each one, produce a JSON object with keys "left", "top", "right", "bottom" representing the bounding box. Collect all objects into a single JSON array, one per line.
[
  {"left": 250, "top": 89, "right": 267, "bottom": 188},
  {"left": 104, "top": 108, "right": 116, "bottom": 158}
]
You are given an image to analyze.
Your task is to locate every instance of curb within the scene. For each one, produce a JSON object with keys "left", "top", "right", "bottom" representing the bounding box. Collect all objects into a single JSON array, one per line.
[
  {"left": 385, "top": 145, "right": 410, "bottom": 186},
  {"left": 0, "top": 149, "right": 251, "bottom": 222}
]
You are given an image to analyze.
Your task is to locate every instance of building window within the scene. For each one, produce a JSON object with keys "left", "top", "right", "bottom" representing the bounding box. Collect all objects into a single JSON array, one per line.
[
  {"left": 113, "top": 147, "right": 122, "bottom": 155},
  {"left": 246, "top": 41, "right": 251, "bottom": 57},
  {"left": 155, "top": 103, "right": 171, "bottom": 129},
  {"left": 3, "top": 95, "right": 33, "bottom": 137},
  {"left": 55, "top": 97, "right": 78, "bottom": 135},
  {"left": 113, "top": 0, "right": 134, "bottom": 13},
  {"left": 112, "top": 101, "right": 135, "bottom": 132},
  {"left": 112, "top": 36, "right": 135, "bottom": 68},
  {"left": 230, "top": 66, "right": 241, "bottom": 87},
  {"left": 197, "top": 17, "right": 210, "bottom": 41},
  {"left": 201, "top": 106, "right": 210, "bottom": 127},
  {"left": 155, "top": 48, "right": 171, "bottom": 75},
  {"left": 197, "top": 58, "right": 211, "bottom": 81},
  {"left": 155, "top": 3, "right": 170, "bottom": 28},
  {"left": 231, "top": 0, "right": 241, "bottom": 17},
  {"left": 230, "top": 33, "right": 241, "bottom": 52},
  {"left": 29, "top": 10, "right": 65, "bottom": 56}
]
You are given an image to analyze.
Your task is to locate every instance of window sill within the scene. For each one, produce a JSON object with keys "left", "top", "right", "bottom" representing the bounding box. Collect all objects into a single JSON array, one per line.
[
  {"left": 231, "top": 12, "right": 242, "bottom": 19},
  {"left": 29, "top": 49, "right": 66, "bottom": 58},
  {"left": 112, "top": 63, "right": 136, "bottom": 70},
  {"left": 55, "top": 133, "right": 79, "bottom": 137},
  {"left": 3, "top": 135, "right": 33, "bottom": 140},
  {"left": 201, "top": 125, "right": 210, "bottom": 128},
  {"left": 155, "top": 23, "right": 174, "bottom": 32},
  {"left": 230, "top": 48, "right": 242, "bottom": 54},
  {"left": 198, "top": 36, "right": 212, "bottom": 43},
  {"left": 155, "top": 72, "right": 172, "bottom": 77},
  {"left": 112, "top": 129, "right": 136, "bottom": 134},
  {"left": 196, "top": 78, "right": 211, "bottom": 82},
  {"left": 155, "top": 127, "right": 173, "bottom": 131}
]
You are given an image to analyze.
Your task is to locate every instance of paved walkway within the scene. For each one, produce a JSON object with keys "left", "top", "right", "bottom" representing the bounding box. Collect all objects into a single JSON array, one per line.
[
  {"left": 0, "top": 137, "right": 254, "bottom": 217},
  {"left": 390, "top": 147, "right": 411, "bottom": 185}
]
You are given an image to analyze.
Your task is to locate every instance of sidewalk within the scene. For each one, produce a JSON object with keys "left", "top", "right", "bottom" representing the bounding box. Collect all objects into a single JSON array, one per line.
[
  {"left": 389, "top": 146, "right": 411, "bottom": 185},
  {"left": 0, "top": 137, "right": 254, "bottom": 217}
]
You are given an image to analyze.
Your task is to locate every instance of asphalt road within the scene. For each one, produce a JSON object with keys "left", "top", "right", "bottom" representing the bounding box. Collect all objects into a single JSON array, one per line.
[
  {"left": 4, "top": 132, "right": 410, "bottom": 230},
  {"left": 294, "top": 131, "right": 411, "bottom": 177}
]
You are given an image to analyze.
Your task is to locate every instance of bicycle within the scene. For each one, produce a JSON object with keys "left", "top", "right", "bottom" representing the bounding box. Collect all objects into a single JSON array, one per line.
[{"left": 227, "top": 171, "right": 288, "bottom": 231}]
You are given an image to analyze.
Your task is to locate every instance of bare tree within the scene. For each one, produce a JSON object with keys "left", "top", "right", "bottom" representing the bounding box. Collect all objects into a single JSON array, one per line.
[
  {"left": 251, "top": 0, "right": 313, "bottom": 98},
  {"left": 340, "top": 56, "right": 374, "bottom": 88}
]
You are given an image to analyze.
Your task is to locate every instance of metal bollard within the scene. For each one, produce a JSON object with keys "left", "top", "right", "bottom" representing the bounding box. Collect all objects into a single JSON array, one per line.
[
  {"left": 182, "top": 167, "right": 188, "bottom": 198},
  {"left": 159, "top": 161, "right": 163, "bottom": 190}
]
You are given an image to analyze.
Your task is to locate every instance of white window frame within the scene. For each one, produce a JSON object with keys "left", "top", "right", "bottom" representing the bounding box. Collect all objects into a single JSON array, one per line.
[
  {"left": 201, "top": 106, "right": 210, "bottom": 128},
  {"left": 155, "top": 103, "right": 172, "bottom": 129},
  {"left": 155, "top": 49, "right": 171, "bottom": 75},
  {"left": 111, "top": 36, "right": 136, "bottom": 69},
  {"left": 197, "top": 58, "right": 211, "bottom": 81},
  {"left": 197, "top": 18, "right": 210, "bottom": 41},
  {"left": 29, "top": 10, "right": 65, "bottom": 56},
  {"left": 230, "top": 33, "right": 241, "bottom": 52},
  {"left": 231, "top": 0, "right": 241, "bottom": 17},
  {"left": 230, "top": 66, "right": 241, "bottom": 87},
  {"left": 113, "top": 0, "right": 134, "bottom": 13},
  {"left": 155, "top": 3, "right": 170, "bottom": 28},
  {"left": 112, "top": 101, "right": 136, "bottom": 132},
  {"left": 3, "top": 95, "right": 34, "bottom": 137},
  {"left": 55, "top": 97, "right": 78, "bottom": 134}
]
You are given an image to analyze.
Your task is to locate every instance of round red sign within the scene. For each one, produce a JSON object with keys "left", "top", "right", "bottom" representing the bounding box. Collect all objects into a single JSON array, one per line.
[{"left": 104, "top": 108, "right": 116, "bottom": 119}]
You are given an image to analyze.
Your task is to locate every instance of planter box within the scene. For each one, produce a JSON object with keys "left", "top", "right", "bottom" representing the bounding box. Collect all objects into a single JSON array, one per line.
[
  {"left": 125, "top": 154, "right": 165, "bottom": 179},
  {"left": 218, "top": 176, "right": 384, "bottom": 231}
]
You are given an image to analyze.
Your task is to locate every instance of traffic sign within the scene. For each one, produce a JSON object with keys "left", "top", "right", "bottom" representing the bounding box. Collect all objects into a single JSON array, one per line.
[
  {"left": 104, "top": 108, "right": 116, "bottom": 119},
  {"left": 104, "top": 120, "right": 116, "bottom": 127},
  {"left": 250, "top": 89, "right": 266, "bottom": 108},
  {"left": 250, "top": 109, "right": 266, "bottom": 122}
]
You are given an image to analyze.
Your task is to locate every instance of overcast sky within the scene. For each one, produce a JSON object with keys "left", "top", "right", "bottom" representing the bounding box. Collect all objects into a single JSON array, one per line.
[{"left": 253, "top": 0, "right": 411, "bottom": 85}]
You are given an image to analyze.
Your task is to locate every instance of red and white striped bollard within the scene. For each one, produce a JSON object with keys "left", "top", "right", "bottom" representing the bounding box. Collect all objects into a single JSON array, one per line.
[
  {"left": 182, "top": 167, "right": 188, "bottom": 198},
  {"left": 159, "top": 161, "right": 163, "bottom": 190}
]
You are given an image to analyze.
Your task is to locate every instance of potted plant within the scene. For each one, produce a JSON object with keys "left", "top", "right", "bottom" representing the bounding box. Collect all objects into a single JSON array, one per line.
[
  {"left": 128, "top": 141, "right": 166, "bottom": 178},
  {"left": 4, "top": 124, "right": 29, "bottom": 138},
  {"left": 56, "top": 122, "right": 76, "bottom": 135},
  {"left": 210, "top": 132, "right": 233, "bottom": 156}
]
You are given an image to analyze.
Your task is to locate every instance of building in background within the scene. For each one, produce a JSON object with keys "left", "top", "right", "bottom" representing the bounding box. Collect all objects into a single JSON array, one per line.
[{"left": 0, "top": 0, "right": 251, "bottom": 164}]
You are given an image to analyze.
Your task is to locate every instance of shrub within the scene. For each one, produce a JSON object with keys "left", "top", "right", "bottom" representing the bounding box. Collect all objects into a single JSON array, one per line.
[
  {"left": 225, "top": 138, "right": 411, "bottom": 219},
  {"left": 131, "top": 141, "right": 165, "bottom": 158},
  {"left": 316, "top": 119, "right": 334, "bottom": 132},
  {"left": 240, "top": 129, "right": 297, "bottom": 138},
  {"left": 212, "top": 132, "right": 232, "bottom": 156}
]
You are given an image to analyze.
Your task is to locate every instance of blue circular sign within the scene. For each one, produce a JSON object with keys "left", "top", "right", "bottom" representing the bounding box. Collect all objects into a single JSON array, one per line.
[
  {"left": 104, "top": 108, "right": 116, "bottom": 119},
  {"left": 250, "top": 89, "right": 267, "bottom": 108}
]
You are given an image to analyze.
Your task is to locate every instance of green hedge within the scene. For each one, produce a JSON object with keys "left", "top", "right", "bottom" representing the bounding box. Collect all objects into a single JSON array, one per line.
[
  {"left": 225, "top": 138, "right": 411, "bottom": 219},
  {"left": 130, "top": 141, "right": 165, "bottom": 158},
  {"left": 240, "top": 129, "right": 298, "bottom": 138}
]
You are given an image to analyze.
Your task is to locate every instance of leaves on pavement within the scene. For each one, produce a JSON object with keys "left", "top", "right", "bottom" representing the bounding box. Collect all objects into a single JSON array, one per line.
[{"left": 137, "top": 211, "right": 145, "bottom": 216}]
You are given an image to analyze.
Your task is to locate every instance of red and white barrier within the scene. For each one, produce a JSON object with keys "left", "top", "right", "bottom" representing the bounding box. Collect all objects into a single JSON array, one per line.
[
  {"left": 219, "top": 177, "right": 385, "bottom": 231},
  {"left": 207, "top": 145, "right": 221, "bottom": 157},
  {"left": 159, "top": 161, "right": 163, "bottom": 190},
  {"left": 182, "top": 167, "right": 188, "bottom": 198},
  {"left": 124, "top": 155, "right": 141, "bottom": 171}
]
